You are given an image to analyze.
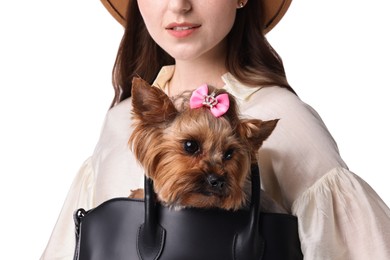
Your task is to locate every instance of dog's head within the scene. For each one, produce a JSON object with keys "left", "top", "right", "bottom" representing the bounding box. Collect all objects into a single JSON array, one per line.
[{"left": 129, "top": 77, "right": 278, "bottom": 210}]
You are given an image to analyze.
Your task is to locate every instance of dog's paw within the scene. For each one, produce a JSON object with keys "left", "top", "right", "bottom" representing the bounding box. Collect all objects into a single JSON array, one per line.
[{"left": 129, "top": 188, "right": 144, "bottom": 199}]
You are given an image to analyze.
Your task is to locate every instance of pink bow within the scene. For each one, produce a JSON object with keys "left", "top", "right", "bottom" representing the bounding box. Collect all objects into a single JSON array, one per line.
[{"left": 189, "top": 84, "right": 230, "bottom": 118}]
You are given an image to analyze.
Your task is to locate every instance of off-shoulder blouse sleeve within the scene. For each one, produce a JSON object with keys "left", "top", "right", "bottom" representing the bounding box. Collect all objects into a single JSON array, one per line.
[
  {"left": 40, "top": 158, "right": 95, "bottom": 260},
  {"left": 237, "top": 85, "right": 390, "bottom": 259},
  {"left": 293, "top": 167, "right": 390, "bottom": 259},
  {"left": 41, "top": 98, "right": 144, "bottom": 260}
]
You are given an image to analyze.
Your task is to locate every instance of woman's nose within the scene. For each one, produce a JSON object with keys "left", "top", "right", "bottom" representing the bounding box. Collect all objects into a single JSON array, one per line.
[{"left": 168, "top": 0, "right": 192, "bottom": 14}]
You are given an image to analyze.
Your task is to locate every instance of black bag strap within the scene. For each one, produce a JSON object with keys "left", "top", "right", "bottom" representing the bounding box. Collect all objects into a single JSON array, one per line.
[
  {"left": 138, "top": 165, "right": 264, "bottom": 260},
  {"left": 137, "top": 177, "right": 166, "bottom": 260},
  {"left": 233, "top": 164, "right": 265, "bottom": 259}
]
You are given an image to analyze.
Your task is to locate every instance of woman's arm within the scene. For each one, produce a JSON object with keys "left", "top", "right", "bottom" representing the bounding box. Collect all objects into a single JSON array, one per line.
[{"left": 244, "top": 86, "right": 390, "bottom": 259}]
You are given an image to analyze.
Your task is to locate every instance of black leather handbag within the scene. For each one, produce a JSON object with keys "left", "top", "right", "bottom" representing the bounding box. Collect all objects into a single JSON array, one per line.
[{"left": 73, "top": 166, "right": 303, "bottom": 260}]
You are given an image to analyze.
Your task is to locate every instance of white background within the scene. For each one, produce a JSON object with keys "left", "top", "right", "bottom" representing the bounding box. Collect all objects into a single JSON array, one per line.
[{"left": 1, "top": 0, "right": 389, "bottom": 259}]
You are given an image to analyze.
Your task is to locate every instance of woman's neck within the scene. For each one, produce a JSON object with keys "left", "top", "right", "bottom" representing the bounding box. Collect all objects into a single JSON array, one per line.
[{"left": 168, "top": 43, "right": 228, "bottom": 96}]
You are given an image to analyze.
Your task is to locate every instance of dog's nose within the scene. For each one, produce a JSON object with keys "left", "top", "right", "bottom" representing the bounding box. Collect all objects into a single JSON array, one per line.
[{"left": 206, "top": 174, "right": 226, "bottom": 190}]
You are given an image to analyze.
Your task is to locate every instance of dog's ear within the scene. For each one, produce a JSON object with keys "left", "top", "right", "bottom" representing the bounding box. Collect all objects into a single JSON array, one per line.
[
  {"left": 131, "top": 77, "right": 178, "bottom": 125},
  {"left": 238, "top": 119, "right": 279, "bottom": 151}
]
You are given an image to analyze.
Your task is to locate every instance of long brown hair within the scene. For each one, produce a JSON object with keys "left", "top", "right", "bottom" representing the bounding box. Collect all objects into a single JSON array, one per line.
[{"left": 110, "top": 0, "right": 294, "bottom": 107}]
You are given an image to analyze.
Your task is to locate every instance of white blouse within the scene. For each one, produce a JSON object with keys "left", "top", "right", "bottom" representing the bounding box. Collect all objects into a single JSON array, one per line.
[{"left": 41, "top": 66, "right": 390, "bottom": 260}]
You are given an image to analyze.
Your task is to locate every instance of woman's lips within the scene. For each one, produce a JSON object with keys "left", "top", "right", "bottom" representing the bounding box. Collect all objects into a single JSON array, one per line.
[{"left": 166, "top": 23, "right": 201, "bottom": 38}]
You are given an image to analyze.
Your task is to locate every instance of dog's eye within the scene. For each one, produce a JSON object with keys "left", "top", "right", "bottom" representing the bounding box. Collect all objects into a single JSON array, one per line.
[
  {"left": 183, "top": 140, "right": 200, "bottom": 155},
  {"left": 223, "top": 149, "right": 234, "bottom": 160}
]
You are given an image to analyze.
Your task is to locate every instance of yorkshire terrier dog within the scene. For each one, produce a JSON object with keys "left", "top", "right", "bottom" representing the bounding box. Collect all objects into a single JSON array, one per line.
[{"left": 129, "top": 77, "right": 286, "bottom": 213}]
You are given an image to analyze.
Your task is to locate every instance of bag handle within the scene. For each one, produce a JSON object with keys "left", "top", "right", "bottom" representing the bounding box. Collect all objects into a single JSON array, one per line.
[
  {"left": 137, "top": 165, "right": 264, "bottom": 260},
  {"left": 233, "top": 164, "right": 265, "bottom": 259},
  {"left": 137, "top": 177, "right": 166, "bottom": 260}
]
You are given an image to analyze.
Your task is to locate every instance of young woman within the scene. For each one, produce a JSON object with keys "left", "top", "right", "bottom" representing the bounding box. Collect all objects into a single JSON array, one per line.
[{"left": 41, "top": 0, "right": 390, "bottom": 259}]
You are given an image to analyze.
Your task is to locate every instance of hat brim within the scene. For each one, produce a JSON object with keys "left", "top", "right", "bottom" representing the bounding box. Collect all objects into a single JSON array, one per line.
[{"left": 101, "top": 0, "right": 291, "bottom": 34}]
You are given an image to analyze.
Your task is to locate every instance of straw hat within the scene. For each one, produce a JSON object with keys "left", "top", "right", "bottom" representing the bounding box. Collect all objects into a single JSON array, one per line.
[{"left": 101, "top": 0, "right": 291, "bottom": 34}]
